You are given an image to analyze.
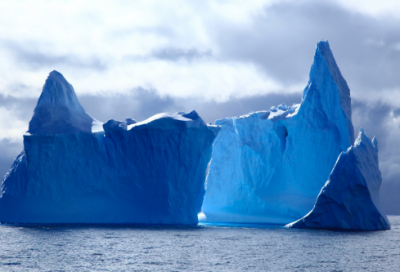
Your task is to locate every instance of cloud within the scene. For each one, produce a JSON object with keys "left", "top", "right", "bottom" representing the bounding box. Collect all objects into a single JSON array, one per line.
[
  {"left": 352, "top": 99, "right": 400, "bottom": 176},
  {"left": 4, "top": 41, "right": 107, "bottom": 71},
  {"left": 336, "top": 0, "right": 400, "bottom": 18},
  {"left": 352, "top": 101, "right": 391, "bottom": 149},
  {"left": 209, "top": 1, "right": 400, "bottom": 100},
  {"left": 380, "top": 179, "right": 400, "bottom": 215},
  {"left": 392, "top": 108, "right": 400, "bottom": 117},
  {"left": 0, "top": 139, "right": 23, "bottom": 179},
  {"left": 79, "top": 89, "right": 301, "bottom": 124},
  {"left": 78, "top": 88, "right": 177, "bottom": 123},
  {"left": 1, "top": 1, "right": 399, "bottom": 106},
  {"left": 150, "top": 48, "right": 213, "bottom": 62},
  {"left": 0, "top": 1, "right": 393, "bottom": 103}
]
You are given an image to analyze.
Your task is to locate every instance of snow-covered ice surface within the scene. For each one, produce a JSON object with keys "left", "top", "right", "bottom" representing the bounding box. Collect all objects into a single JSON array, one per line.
[
  {"left": 202, "top": 41, "right": 355, "bottom": 224},
  {"left": 0, "top": 71, "right": 220, "bottom": 225},
  {"left": 286, "top": 129, "right": 390, "bottom": 230}
]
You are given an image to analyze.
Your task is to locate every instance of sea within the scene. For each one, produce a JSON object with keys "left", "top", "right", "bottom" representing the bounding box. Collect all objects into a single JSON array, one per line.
[{"left": 0, "top": 216, "right": 399, "bottom": 271}]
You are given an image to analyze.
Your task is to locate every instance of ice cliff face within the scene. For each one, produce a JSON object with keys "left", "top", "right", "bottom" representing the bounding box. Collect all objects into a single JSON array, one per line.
[
  {"left": 0, "top": 71, "right": 219, "bottom": 225},
  {"left": 287, "top": 129, "right": 390, "bottom": 230},
  {"left": 202, "top": 41, "right": 355, "bottom": 224}
]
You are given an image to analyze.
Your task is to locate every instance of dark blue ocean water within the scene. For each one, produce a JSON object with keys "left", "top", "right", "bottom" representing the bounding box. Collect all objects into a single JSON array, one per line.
[{"left": 0, "top": 216, "right": 399, "bottom": 271}]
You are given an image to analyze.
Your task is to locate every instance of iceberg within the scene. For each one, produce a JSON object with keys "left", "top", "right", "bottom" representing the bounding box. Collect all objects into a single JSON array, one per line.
[
  {"left": 0, "top": 71, "right": 219, "bottom": 225},
  {"left": 202, "top": 41, "right": 355, "bottom": 224},
  {"left": 286, "top": 129, "right": 390, "bottom": 230}
]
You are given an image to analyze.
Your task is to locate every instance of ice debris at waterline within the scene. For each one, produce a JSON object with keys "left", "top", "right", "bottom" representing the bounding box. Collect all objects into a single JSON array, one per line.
[
  {"left": 202, "top": 41, "right": 356, "bottom": 224},
  {"left": 0, "top": 71, "right": 220, "bottom": 225},
  {"left": 287, "top": 129, "right": 390, "bottom": 230}
]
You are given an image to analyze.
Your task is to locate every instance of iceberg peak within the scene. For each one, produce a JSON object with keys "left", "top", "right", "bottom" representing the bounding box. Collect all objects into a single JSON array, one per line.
[
  {"left": 354, "top": 127, "right": 376, "bottom": 154},
  {"left": 28, "top": 71, "right": 103, "bottom": 134},
  {"left": 314, "top": 41, "right": 352, "bottom": 126},
  {"left": 37, "top": 70, "right": 84, "bottom": 111},
  {"left": 301, "top": 40, "right": 354, "bottom": 150}
]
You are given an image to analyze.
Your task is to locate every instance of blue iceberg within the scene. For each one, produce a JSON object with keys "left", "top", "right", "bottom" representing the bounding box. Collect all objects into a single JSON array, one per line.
[
  {"left": 202, "top": 41, "right": 355, "bottom": 224},
  {"left": 0, "top": 71, "right": 219, "bottom": 225},
  {"left": 286, "top": 129, "right": 390, "bottom": 230}
]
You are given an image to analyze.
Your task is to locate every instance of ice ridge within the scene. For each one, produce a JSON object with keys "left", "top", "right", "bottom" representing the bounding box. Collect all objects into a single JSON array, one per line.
[{"left": 286, "top": 129, "right": 390, "bottom": 230}]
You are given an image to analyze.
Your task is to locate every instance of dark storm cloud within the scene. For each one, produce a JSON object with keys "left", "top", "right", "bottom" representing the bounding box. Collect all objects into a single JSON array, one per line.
[
  {"left": 210, "top": 1, "right": 400, "bottom": 90},
  {"left": 2, "top": 40, "right": 107, "bottom": 70}
]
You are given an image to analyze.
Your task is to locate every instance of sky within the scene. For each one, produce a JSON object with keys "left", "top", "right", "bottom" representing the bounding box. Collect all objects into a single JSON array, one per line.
[{"left": 0, "top": 0, "right": 399, "bottom": 214}]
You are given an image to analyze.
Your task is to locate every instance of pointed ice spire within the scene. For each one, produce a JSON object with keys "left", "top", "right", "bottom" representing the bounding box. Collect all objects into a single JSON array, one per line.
[
  {"left": 301, "top": 41, "right": 355, "bottom": 149},
  {"left": 372, "top": 136, "right": 378, "bottom": 152},
  {"left": 36, "top": 71, "right": 86, "bottom": 112},
  {"left": 355, "top": 127, "right": 376, "bottom": 153},
  {"left": 28, "top": 71, "right": 103, "bottom": 134},
  {"left": 355, "top": 128, "right": 378, "bottom": 153},
  {"left": 355, "top": 127, "right": 367, "bottom": 146}
]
